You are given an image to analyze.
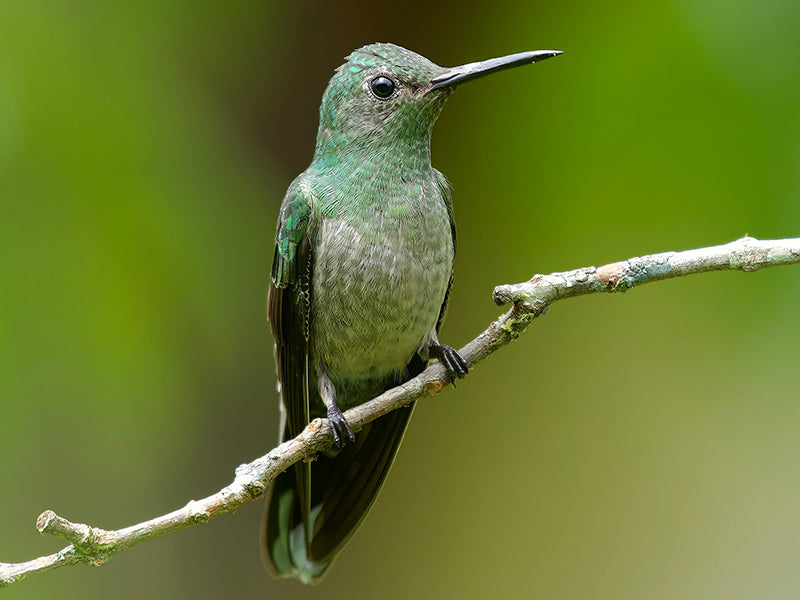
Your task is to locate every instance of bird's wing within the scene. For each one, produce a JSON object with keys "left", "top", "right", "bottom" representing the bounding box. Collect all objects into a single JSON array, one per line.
[
  {"left": 265, "top": 182, "right": 315, "bottom": 561},
  {"left": 268, "top": 182, "right": 314, "bottom": 441},
  {"left": 435, "top": 168, "right": 456, "bottom": 332}
]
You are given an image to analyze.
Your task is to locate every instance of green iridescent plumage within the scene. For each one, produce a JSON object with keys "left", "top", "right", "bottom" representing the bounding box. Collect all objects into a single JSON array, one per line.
[{"left": 272, "top": 188, "right": 311, "bottom": 287}]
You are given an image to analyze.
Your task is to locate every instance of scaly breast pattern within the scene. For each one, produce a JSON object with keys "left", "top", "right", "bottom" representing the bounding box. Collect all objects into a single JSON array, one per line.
[{"left": 310, "top": 180, "right": 452, "bottom": 390}]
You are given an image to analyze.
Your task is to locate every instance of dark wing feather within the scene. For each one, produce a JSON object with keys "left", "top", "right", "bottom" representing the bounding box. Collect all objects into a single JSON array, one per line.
[
  {"left": 267, "top": 246, "right": 311, "bottom": 442},
  {"left": 263, "top": 183, "right": 316, "bottom": 578},
  {"left": 434, "top": 168, "right": 456, "bottom": 332},
  {"left": 268, "top": 238, "right": 313, "bottom": 542},
  {"left": 268, "top": 183, "right": 315, "bottom": 441}
]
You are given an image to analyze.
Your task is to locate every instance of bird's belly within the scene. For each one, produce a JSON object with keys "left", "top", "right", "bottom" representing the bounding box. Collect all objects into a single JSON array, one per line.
[{"left": 310, "top": 215, "right": 452, "bottom": 390}]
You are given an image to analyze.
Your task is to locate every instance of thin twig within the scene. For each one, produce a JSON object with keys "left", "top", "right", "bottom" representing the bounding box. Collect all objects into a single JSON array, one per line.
[{"left": 1, "top": 235, "right": 797, "bottom": 587}]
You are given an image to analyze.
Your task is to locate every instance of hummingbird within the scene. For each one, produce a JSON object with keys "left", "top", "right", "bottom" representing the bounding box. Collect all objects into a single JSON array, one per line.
[{"left": 262, "top": 42, "right": 562, "bottom": 583}]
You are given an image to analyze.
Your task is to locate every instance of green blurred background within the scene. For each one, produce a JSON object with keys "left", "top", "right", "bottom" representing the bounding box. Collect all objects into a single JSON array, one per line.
[{"left": 1, "top": 1, "right": 799, "bottom": 598}]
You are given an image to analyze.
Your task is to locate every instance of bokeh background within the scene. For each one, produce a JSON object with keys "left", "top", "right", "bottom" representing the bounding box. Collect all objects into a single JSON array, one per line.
[{"left": 2, "top": 1, "right": 799, "bottom": 598}]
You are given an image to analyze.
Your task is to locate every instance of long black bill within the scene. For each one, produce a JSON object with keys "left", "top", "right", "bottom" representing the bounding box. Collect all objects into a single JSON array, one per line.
[{"left": 429, "top": 50, "right": 563, "bottom": 90}]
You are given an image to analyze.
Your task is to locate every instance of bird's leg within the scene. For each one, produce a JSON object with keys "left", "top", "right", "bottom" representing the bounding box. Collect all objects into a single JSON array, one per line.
[
  {"left": 427, "top": 342, "right": 469, "bottom": 379},
  {"left": 317, "top": 369, "right": 355, "bottom": 447}
]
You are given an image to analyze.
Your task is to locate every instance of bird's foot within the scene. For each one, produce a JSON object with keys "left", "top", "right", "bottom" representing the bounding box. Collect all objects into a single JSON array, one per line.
[
  {"left": 430, "top": 344, "right": 469, "bottom": 380},
  {"left": 327, "top": 404, "right": 356, "bottom": 447}
]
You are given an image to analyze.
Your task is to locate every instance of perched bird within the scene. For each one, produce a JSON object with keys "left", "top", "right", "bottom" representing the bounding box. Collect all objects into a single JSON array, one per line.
[{"left": 262, "top": 42, "right": 562, "bottom": 583}]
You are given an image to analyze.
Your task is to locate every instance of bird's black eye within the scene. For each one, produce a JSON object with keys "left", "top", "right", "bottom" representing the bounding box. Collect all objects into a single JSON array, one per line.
[{"left": 370, "top": 75, "right": 395, "bottom": 99}]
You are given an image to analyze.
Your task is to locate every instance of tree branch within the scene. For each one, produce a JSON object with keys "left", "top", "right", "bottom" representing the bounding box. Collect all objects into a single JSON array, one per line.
[{"left": 1, "top": 235, "right": 798, "bottom": 587}]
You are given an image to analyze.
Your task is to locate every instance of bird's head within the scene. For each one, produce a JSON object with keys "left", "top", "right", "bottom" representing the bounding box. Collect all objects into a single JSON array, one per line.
[{"left": 313, "top": 42, "right": 562, "bottom": 169}]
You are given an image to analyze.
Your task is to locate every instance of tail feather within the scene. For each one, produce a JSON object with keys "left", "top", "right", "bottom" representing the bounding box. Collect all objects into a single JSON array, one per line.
[
  {"left": 261, "top": 466, "right": 331, "bottom": 584},
  {"left": 262, "top": 405, "right": 414, "bottom": 583}
]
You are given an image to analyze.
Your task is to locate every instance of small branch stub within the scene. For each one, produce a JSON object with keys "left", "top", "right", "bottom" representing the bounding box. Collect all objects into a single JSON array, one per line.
[{"left": 37, "top": 511, "right": 97, "bottom": 547}]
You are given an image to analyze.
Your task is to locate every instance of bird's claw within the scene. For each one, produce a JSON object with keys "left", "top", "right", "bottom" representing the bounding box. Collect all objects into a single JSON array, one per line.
[
  {"left": 327, "top": 405, "right": 356, "bottom": 447},
  {"left": 433, "top": 344, "right": 469, "bottom": 379}
]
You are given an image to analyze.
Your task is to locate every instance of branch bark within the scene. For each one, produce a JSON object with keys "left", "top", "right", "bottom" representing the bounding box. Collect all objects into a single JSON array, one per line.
[{"left": 1, "top": 235, "right": 798, "bottom": 587}]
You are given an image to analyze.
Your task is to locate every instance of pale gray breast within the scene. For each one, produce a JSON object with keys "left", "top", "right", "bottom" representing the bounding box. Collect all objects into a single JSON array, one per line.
[{"left": 310, "top": 189, "right": 453, "bottom": 383}]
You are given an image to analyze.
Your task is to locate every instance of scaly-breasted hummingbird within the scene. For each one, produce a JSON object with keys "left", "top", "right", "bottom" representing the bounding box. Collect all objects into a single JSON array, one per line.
[{"left": 262, "top": 42, "right": 562, "bottom": 583}]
